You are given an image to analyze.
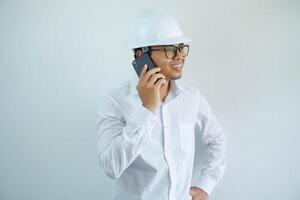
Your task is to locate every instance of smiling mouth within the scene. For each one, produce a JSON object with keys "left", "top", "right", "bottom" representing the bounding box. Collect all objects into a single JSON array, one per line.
[
  {"left": 171, "top": 64, "right": 182, "bottom": 68},
  {"left": 170, "top": 64, "right": 183, "bottom": 71}
]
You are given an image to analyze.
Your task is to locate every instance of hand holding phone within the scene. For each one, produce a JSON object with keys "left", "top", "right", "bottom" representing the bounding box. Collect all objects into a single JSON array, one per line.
[
  {"left": 136, "top": 66, "right": 166, "bottom": 112},
  {"left": 132, "top": 53, "right": 156, "bottom": 77}
]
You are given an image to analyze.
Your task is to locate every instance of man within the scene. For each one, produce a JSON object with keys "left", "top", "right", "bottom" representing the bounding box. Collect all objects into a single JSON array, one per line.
[{"left": 96, "top": 9, "right": 226, "bottom": 200}]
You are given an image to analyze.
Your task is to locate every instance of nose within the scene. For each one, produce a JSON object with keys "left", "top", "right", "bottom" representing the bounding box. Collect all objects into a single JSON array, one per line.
[{"left": 174, "top": 49, "right": 183, "bottom": 60}]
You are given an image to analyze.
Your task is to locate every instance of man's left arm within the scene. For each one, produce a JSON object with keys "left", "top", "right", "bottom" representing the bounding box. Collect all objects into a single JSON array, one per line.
[{"left": 190, "top": 91, "right": 227, "bottom": 198}]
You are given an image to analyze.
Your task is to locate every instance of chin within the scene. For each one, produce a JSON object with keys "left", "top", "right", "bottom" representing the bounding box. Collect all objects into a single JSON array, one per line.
[{"left": 171, "top": 75, "right": 182, "bottom": 80}]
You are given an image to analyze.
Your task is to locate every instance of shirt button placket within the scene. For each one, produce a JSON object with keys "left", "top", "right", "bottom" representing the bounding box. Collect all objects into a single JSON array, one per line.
[{"left": 162, "top": 105, "right": 175, "bottom": 200}]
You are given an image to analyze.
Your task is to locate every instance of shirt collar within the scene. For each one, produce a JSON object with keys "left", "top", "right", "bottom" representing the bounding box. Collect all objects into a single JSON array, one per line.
[{"left": 129, "top": 74, "right": 185, "bottom": 96}]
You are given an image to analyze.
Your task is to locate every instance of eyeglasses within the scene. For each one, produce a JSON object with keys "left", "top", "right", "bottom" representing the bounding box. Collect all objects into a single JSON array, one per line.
[{"left": 149, "top": 44, "right": 189, "bottom": 59}]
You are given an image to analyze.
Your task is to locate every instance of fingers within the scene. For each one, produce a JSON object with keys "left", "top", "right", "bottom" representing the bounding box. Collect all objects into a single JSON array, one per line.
[
  {"left": 139, "top": 64, "right": 148, "bottom": 78},
  {"left": 138, "top": 66, "right": 166, "bottom": 89},
  {"left": 143, "top": 67, "right": 161, "bottom": 82},
  {"left": 148, "top": 73, "right": 165, "bottom": 85},
  {"left": 154, "top": 77, "right": 167, "bottom": 89}
]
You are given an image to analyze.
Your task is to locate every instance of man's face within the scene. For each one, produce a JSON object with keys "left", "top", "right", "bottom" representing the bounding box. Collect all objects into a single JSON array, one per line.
[{"left": 150, "top": 43, "right": 186, "bottom": 81}]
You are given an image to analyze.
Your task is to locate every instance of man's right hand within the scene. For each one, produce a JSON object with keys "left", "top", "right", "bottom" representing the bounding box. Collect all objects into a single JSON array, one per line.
[{"left": 136, "top": 65, "right": 166, "bottom": 113}]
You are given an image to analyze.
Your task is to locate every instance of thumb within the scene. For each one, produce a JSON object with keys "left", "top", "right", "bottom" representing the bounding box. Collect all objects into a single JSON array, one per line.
[{"left": 189, "top": 188, "right": 194, "bottom": 196}]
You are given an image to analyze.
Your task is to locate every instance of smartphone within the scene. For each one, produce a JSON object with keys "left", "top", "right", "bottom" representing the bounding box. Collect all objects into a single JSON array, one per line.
[{"left": 132, "top": 53, "right": 156, "bottom": 77}]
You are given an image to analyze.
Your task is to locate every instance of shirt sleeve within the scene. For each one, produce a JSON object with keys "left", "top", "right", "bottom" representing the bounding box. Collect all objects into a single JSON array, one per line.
[
  {"left": 191, "top": 91, "right": 227, "bottom": 195},
  {"left": 96, "top": 94, "right": 158, "bottom": 180}
]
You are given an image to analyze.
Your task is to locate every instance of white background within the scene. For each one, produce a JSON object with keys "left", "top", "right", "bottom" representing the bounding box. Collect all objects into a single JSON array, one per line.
[{"left": 0, "top": 0, "right": 299, "bottom": 199}]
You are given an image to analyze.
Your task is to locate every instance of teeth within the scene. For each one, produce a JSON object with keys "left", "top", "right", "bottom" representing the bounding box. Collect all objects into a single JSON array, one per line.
[{"left": 172, "top": 64, "right": 181, "bottom": 67}]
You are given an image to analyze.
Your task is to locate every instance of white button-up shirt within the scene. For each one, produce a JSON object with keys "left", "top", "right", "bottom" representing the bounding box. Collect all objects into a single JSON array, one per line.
[{"left": 96, "top": 75, "right": 226, "bottom": 200}]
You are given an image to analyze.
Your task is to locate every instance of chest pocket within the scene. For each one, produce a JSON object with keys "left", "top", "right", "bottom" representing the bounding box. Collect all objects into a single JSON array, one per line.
[{"left": 179, "top": 122, "right": 195, "bottom": 152}]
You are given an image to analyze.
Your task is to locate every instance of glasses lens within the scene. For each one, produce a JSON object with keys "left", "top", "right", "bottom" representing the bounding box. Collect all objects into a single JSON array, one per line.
[
  {"left": 164, "top": 45, "right": 189, "bottom": 58},
  {"left": 180, "top": 45, "right": 189, "bottom": 57},
  {"left": 165, "top": 47, "right": 175, "bottom": 59}
]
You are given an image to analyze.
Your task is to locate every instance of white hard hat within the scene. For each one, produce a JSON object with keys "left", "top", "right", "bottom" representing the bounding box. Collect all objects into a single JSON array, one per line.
[{"left": 125, "top": 8, "right": 191, "bottom": 49}]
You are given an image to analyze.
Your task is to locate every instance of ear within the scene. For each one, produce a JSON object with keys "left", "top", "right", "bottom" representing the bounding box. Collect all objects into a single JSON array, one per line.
[{"left": 135, "top": 50, "right": 144, "bottom": 58}]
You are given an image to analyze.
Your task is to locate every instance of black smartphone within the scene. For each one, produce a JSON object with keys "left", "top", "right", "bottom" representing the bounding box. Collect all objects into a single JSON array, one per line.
[{"left": 132, "top": 53, "right": 156, "bottom": 77}]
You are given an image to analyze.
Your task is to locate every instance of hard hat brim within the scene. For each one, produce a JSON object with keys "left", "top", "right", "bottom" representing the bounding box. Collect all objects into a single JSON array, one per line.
[{"left": 126, "top": 35, "right": 192, "bottom": 49}]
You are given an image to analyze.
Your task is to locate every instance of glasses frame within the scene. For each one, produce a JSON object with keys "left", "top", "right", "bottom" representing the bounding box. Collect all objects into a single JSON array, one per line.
[{"left": 148, "top": 44, "right": 190, "bottom": 59}]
